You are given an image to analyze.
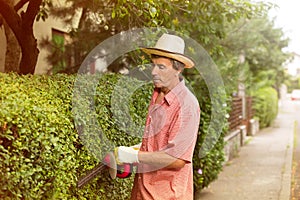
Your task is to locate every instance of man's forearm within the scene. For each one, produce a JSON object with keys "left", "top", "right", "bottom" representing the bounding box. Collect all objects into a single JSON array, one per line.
[{"left": 138, "top": 151, "right": 186, "bottom": 169}]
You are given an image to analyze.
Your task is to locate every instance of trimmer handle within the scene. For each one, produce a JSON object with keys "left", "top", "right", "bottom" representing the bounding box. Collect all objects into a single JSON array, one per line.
[
  {"left": 116, "top": 163, "right": 132, "bottom": 178},
  {"left": 103, "top": 153, "right": 132, "bottom": 179}
]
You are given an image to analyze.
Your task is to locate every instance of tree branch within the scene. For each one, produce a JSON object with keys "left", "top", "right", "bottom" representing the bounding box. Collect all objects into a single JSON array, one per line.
[
  {"left": 0, "top": 15, "right": 3, "bottom": 27},
  {"left": 0, "top": 0, "right": 22, "bottom": 34},
  {"left": 22, "top": 0, "right": 42, "bottom": 27},
  {"left": 14, "top": 0, "right": 29, "bottom": 11},
  {"left": 78, "top": 7, "right": 87, "bottom": 30}
]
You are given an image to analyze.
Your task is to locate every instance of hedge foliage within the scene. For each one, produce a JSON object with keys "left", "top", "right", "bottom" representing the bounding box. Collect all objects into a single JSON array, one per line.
[
  {"left": 253, "top": 87, "right": 278, "bottom": 128},
  {"left": 0, "top": 72, "right": 229, "bottom": 199}
]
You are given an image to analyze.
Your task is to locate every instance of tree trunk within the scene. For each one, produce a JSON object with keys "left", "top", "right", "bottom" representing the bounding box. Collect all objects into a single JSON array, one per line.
[
  {"left": 3, "top": 20, "right": 21, "bottom": 73},
  {"left": 0, "top": 0, "right": 42, "bottom": 75},
  {"left": 18, "top": 25, "right": 39, "bottom": 74}
]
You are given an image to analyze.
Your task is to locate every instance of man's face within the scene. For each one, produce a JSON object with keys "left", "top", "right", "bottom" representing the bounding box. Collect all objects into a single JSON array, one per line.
[{"left": 151, "top": 57, "right": 180, "bottom": 90}]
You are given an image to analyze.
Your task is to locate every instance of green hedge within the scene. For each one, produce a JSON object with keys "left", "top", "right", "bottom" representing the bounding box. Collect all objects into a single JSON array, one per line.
[
  {"left": 253, "top": 87, "right": 278, "bottom": 128},
  {"left": 0, "top": 72, "right": 228, "bottom": 199}
]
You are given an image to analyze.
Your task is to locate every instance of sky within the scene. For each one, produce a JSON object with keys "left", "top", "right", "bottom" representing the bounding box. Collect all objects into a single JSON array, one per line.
[
  {"left": 267, "top": 0, "right": 300, "bottom": 53},
  {"left": 264, "top": 0, "right": 300, "bottom": 75}
]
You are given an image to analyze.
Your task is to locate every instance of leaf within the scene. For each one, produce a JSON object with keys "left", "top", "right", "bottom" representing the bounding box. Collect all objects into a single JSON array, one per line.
[{"left": 111, "top": 10, "right": 116, "bottom": 19}]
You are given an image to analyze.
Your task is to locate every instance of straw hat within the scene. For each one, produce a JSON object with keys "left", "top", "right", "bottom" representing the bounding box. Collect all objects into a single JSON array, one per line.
[{"left": 142, "top": 33, "right": 195, "bottom": 68}]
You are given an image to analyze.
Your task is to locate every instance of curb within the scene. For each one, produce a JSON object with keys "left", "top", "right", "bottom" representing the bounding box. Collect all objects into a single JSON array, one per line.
[{"left": 278, "top": 120, "right": 295, "bottom": 199}]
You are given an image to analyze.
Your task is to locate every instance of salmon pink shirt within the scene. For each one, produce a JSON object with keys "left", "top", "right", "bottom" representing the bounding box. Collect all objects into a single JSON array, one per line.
[{"left": 131, "top": 80, "right": 200, "bottom": 200}]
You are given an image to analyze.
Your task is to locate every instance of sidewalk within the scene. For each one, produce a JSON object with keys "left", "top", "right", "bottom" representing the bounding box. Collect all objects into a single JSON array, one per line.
[{"left": 195, "top": 100, "right": 296, "bottom": 200}]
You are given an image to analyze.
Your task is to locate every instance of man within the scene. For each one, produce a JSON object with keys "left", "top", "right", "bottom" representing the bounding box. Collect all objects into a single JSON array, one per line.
[{"left": 116, "top": 33, "right": 200, "bottom": 200}]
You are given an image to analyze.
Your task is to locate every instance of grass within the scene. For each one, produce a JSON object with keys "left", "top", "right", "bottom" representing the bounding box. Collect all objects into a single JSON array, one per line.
[{"left": 291, "top": 120, "right": 299, "bottom": 199}]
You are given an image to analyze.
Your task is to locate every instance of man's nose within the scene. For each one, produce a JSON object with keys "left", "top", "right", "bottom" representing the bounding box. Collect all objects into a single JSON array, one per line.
[{"left": 151, "top": 64, "right": 158, "bottom": 76}]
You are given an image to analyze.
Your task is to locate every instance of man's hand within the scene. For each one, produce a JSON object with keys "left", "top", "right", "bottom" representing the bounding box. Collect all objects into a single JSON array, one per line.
[{"left": 115, "top": 146, "right": 139, "bottom": 164}]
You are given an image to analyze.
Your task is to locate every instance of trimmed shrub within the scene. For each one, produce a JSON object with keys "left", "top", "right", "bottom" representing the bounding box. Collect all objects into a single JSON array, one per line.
[
  {"left": 0, "top": 72, "right": 228, "bottom": 199},
  {"left": 252, "top": 87, "right": 278, "bottom": 128},
  {"left": 191, "top": 79, "right": 229, "bottom": 190},
  {"left": 0, "top": 73, "right": 134, "bottom": 199}
]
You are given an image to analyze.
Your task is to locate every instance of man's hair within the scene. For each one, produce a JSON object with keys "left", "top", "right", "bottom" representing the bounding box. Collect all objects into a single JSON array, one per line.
[
  {"left": 172, "top": 59, "right": 185, "bottom": 71},
  {"left": 150, "top": 54, "right": 185, "bottom": 71}
]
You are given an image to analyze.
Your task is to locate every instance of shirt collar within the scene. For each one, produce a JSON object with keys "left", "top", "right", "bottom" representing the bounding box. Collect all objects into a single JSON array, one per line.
[{"left": 164, "top": 80, "right": 185, "bottom": 105}]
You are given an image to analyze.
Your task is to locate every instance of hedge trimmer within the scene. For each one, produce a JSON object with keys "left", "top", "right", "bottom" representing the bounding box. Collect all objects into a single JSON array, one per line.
[{"left": 77, "top": 152, "right": 132, "bottom": 188}]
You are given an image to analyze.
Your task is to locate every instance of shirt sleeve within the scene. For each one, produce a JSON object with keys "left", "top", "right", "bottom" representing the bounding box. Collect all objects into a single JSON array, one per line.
[{"left": 164, "top": 103, "right": 200, "bottom": 162}]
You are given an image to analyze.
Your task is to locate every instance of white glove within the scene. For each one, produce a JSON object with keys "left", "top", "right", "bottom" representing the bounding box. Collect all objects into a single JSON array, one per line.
[
  {"left": 115, "top": 146, "right": 139, "bottom": 164},
  {"left": 130, "top": 143, "right": 141, "bottom": 150}
]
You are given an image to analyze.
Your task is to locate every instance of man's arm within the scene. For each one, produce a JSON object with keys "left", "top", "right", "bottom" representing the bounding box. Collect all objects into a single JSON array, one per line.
[
  {"left": 138, "top": 151, "right": 186, "bottom": 170},
  {"left": 115, "top": 146, "right": 186, "bottom": 170}
]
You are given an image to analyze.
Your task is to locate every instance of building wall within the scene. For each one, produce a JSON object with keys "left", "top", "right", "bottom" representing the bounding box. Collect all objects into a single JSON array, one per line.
[
  {"left": 33, "top": 17, "right": 70, "bottom": 74},
  {"left": 34, "top": 8, "right": 81, "bottom": 74}
]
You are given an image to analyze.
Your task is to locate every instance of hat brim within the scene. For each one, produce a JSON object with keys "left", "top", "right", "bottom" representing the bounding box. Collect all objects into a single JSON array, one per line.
[{"left": 142, "top": 48, "right": 195, "bottom": 68}]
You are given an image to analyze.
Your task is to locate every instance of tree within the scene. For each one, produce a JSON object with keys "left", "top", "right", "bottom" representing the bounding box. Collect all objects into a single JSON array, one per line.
[
  {"left": 216, "top": 14, "right": 292, "bottom": 96},
  {"left": 1, "top": 13, "right": 21, "bottom": 73},
  {"left": 0, "top": 0, "right": 44, "bottom": 74},
  {"left": 43, "top": 0, "right": 269, "bottom": 74}
]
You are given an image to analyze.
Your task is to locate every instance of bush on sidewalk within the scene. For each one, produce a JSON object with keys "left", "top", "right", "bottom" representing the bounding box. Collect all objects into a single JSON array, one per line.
[
  {"left": 253, "top": 86, "right": 278, "bottom": 128},
  {"left": 0, "top": 72, "right": 228, "bottom": 199}
]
